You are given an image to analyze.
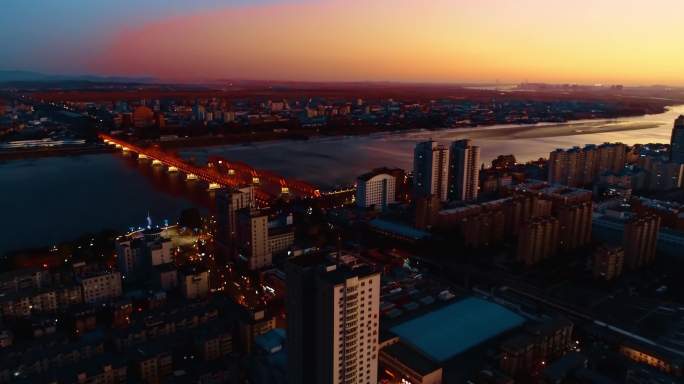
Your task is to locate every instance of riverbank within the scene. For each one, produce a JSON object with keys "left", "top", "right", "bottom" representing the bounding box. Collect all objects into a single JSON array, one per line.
[
  {"left": 0, "top": 144, "right": 115, "bottom": 161},
  {"left": 153, "top": 105, "right": 671, "bottom": 151}
]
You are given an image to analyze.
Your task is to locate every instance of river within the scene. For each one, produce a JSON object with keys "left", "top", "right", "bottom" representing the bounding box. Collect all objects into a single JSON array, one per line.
[{"left": 1, "top": 105, "right": 682, "bottom": 255}]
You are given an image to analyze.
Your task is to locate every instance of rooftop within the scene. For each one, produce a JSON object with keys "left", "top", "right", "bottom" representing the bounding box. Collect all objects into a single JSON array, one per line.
[
  {"left": 318, "top": 263, "right": 378, "bottom": 286},
  {"left": 369, "top": 219, "right": 431, "bottom": 241},
  {"left": 255, "top": 328, "right": 286, "bottom": 354},
  {"left": 390, "top": 297, "right": 525, "bottom": 363},
  {"left": 383, "top": 342, "right": 441, "bottom": 376}
]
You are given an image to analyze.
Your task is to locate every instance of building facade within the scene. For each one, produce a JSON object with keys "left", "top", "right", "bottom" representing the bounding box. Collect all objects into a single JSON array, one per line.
[
  {"left": 556, "top": 201, "right": 593, "bottom": 252},
  {"left": 80, "top": 272, "right": 122, "bottom": 304},
  {"left": 624, "top": 214, "right": 661, "bottom": 270},
  {"left": 216, "top": 186, "right": 255, "bottom": 255},
  {"left": 448, "top": 139, "right": 480, "bottom": 201},
  {"left": 671, "top": 115, "right": 684, "bottom": 164},
  {"left": 548, "top": 143, "right": 626, "bottom": 187},
  {"left": 413, "top": 141, "right": 449, "bottom": 202},
  {"left": 237, "top": 209, "right": 272, "bottom": 270},
  {"left": 356, "top": 171, "right": 396, "bottom": 210},
  {"left": 593, "top": 245, "right": 625, "bottom": 281},
  {"left": 180, "top": 266, "right": 210, "bottom": 300},
  {"left": 517, "top": 216, "right": 560, "bottom": 266},
  {"left": 287, "top": 255, "right": 380, "bottom": 384}
]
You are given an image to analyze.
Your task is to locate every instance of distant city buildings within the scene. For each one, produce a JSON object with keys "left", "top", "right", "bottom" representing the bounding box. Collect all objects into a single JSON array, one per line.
[
  {"left": 132, "top": 106, "right": 155, "bottom": 128},
  {"left": 636, "top": 153, "right": 684, "bottom": 191},
  {"left": 4, "top": 97, "right": 684, "bottom": 384},
  {"left": 548, "top": 143, "right": 627, "bottom": 187}
]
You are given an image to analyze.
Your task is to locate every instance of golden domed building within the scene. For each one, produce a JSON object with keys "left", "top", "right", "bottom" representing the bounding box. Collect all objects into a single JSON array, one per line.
[{"left": 132, "top": 106, "right": 154, "bottom": 128}]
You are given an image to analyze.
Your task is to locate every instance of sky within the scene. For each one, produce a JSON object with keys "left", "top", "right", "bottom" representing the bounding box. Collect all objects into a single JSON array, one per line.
[{"left": 2, "top": 0, "right": 684, "bottom": 85}]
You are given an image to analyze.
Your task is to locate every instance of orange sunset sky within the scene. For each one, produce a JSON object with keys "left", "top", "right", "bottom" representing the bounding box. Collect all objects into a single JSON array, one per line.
[{"left": 3, "top": 0, "right": 684, "bottom": 85}]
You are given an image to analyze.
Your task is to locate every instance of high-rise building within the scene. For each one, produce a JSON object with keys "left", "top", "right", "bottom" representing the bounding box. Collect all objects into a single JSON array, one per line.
[
  {"left": 556, "top": 201, "right": 593, "bottom": 252},
  {"left": 637, "top": 154, "right": 684, "bottom": 191},
  {"left": 597, "top": 142, "right": 627, "bottom": 175},
  {"left": 548, "top": 143, "right": 626, "bottom": 187},
  {"left": 500, "top": 318, "right": 574, "bottom": 377},
  {"left": 216, "top": 186, "right": 255, "bottom": 255},
  {"left": 236, "top": 209, "right": 272, "bottom": 270},
  {"left": 448, "top": 139, "right": 480, "bottom": 201},
  {"left": 503, "top": 182, "right": 592, "bottom": 249},
  {"left": 286, "top": 254, "right": 322, "bottom": 384},
  {"left": 580, "top": 144, "right": 598, "bottom": 185},
  {"left": 356, "top": 170, "right": 396, "bottom": 210},
  {"left": 624, "top": 214, "right": 661, "bottom": 270},
  {"left": 670, "top": 115, "right": 684, "bottom": 164},
  {"left": 115, "top": 233, "right": 172, "bottom": 280},
  {"left": 315, "top": 263, "right": 380, "bottom": 384},
  {"left": 502, "top": 195, "right": 553, "bottom": 237},
  {"left": 179, "top": 265, "right": 210, "bottom": 300},
  {"left": 517, "top": 216, "right": 560, "bottom": 266},
  {"left": 460, "top": 209, "right": 505, "bottom": 248},
  {"left": 287, "top": 255, "right": 380, "bottom": 384},
  {"left": 548, "top": 147, "right": 584, "bottom": 187},
  {"left": 80, "top": 272, "right": 122, "bottom": 304},
  {"left": 384, "top": 168, "right": 410, "bottom": 203},
  {"left": 413, "top": 141, "right": 449, "bottom": 202},
  {"left": 593, "top": 245, "right": 624, "bottom": 281},
  {"left": 414, "top": 195, "right": 441, "bottom": 230}
]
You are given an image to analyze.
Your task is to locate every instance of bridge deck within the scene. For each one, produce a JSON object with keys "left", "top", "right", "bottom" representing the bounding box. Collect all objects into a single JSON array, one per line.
[{"left": 99, "top": 134, "right": 320, "bottom": 203}]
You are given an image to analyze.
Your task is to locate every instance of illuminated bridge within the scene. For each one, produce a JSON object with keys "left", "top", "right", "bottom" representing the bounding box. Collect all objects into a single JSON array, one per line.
[{"left": 100, "top": 134, "right": 320, "bottom": 204}]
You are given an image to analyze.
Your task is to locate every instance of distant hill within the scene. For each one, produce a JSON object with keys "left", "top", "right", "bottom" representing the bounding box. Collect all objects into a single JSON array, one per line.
[{"left": 0, "top": 70, "right": 156, "bottom": 84}]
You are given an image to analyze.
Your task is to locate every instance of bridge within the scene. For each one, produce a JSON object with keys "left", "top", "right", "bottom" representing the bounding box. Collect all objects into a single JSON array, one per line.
[{"left": 99, "top": 134, "right": 320, "bottom": 204}]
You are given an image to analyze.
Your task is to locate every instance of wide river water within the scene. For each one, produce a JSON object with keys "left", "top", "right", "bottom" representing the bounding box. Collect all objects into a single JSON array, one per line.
[{"left": 2, "top": 105, "right": 683, "bottom": 255}]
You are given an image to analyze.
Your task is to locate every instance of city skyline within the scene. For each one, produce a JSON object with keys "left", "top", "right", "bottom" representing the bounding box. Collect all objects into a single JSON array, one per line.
[
  {"left": 4, "top": 3, "right": 684, "bottom": 383},
  {"left": 3, "top": 0, "right": 684, "bottom": 85}
]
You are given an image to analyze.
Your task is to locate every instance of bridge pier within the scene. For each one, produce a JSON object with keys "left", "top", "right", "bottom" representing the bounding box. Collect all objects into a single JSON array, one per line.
[{"left": 98, "top": 134, "right": 322, "bottom": 202}]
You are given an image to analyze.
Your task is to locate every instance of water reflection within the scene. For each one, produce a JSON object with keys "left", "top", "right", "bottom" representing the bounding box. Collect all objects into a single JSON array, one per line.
[{"left": 182, "top": 105, "right": 684, "bottom": 187}]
